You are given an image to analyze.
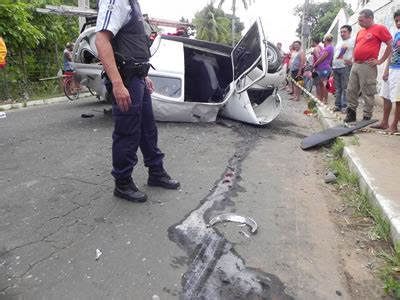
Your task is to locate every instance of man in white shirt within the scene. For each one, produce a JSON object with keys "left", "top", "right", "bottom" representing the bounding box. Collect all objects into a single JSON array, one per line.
[
  {"left": 95, "top": 0, "right": 180, "bottom": 203},
  {"left": 332, "top": 25, "right": 355, "bottom": 112}
]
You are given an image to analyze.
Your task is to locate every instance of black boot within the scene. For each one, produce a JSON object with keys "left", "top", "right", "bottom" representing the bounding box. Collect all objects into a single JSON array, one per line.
[
  {"left": 344, "top": 108, "right": 356, "bottom": 123},
  {"left": 148, "top": 167, "right": 180, "bottom": 189},
  {"left": 114, "top": 178, "right": 147, "bottom": 202}
]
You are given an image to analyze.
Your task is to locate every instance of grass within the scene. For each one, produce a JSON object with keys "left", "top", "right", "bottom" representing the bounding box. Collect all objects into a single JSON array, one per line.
[
  {"left": 0, "top": 79, "right": 63, "bottom": 103},
  {"left": 328, "top": 138, "right": 399, "bottom": 297},
  {"left": 329, "top": 158, "right": 359, "bottom": 186},
  {"left": 331, "top": 138, "right": 345, "bottom": 158},
  {"left": 378, "top": 245, "right": 400, "bottom": 298},
  {"left": 328, "top": 139, "right": 390, "bottom": 241}
]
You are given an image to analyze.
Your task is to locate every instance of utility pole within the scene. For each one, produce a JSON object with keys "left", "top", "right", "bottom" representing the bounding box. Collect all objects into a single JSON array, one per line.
[
  {"left": 78, "top": 0, "right": 90, "bottom": 31},
  {"left": 300, "top": 0, "right": 310, "bottom": 49}
]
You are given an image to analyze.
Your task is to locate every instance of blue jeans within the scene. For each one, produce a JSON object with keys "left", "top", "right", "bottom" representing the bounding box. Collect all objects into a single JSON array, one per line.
[{"left": 333, "top": 65, "right": 351, "bottom": 109}]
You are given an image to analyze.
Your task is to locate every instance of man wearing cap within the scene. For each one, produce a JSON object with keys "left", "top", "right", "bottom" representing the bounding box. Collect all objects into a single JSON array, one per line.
[
  {"left": 95, "top": 0, "right": 180, "bottom": 203},
  {"left": 344, "top": 9, "right": 392, "bottom": 122}
]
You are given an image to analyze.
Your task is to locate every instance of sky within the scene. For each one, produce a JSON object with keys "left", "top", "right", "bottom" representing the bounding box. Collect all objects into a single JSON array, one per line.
[{"left": 140, "top": 0, "right": 359, "bottom": 51}]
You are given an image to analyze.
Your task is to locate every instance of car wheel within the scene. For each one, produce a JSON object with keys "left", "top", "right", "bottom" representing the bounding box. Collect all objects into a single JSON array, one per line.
[
  {"left": 267, "top": 42, "right": 282, "bottom": 73},
  {"left": 88, "top": 87, "right": 98, "bottom": 96}
]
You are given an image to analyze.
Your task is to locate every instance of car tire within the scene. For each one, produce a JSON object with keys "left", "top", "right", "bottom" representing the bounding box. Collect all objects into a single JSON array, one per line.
[
  {"left": 88, "top": 87, "right": 98, "bottom": 97},
  {"left": 267, "top": 42, "right": 282, "bottom": 73}
]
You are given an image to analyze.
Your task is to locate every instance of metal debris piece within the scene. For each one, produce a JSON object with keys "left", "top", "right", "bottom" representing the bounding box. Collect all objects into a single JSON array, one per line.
[
  {"left": 81, "top": 113, "right": 94, "bottom": 118},
  {"left": 95, "top": 249, "right": 102, "bottom": 260},
  {"left": 239, "top": 230, "right": 250, "bottom": 238},
  {"left": 0, "top": 112, "right": 6, "bottom": 119},
  {"left": 208, "top": 213, "right": 258, "bottom": 234}
]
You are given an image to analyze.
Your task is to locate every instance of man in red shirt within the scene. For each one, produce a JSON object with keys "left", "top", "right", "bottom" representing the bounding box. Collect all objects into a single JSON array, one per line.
[{"left": 344, "top": 9, "right": 393, "bottom": 123}]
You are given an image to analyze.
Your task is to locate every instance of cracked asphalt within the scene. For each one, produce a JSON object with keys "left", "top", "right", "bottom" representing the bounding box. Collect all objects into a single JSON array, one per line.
[{"left": 1, "top": 96, "right": 349, "bottom": 299}]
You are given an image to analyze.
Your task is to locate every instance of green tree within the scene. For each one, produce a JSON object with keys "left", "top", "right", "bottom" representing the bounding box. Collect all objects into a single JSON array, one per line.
[
  {"left": 193, "top": 4, "right": 229, "bottom": 44},
  {"left": 193, "top": 3, "right": 244, "bottom": 45},
  {"left": 0, "top": 3, "right": 44, "bottom": 48},
  {"left": 218, "top": 0, "right": 254, "bottom": 45},
  {"left": 293, "top": 0, "right": 353, "bottom": 42},
  {"left": 0, "top": 1, "right": 80, "bottom": 100},
  {"left": 0, "top": 2, "right": 45, "bottom": 86}
]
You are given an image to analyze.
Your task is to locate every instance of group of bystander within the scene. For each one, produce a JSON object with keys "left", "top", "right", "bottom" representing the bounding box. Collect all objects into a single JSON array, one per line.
[{"left": 279, "top": 9, "right": 399, "bottom": 133}]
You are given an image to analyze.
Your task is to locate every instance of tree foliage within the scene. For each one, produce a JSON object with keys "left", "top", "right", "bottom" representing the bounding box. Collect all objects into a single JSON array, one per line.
[
  {"left": 193, "top": 3, "right": 243, "bottom": 45},
  {"left": 218, "top": 0, "right": 254, "bottom": 45},
  {"left": 293, "top": 0, "right": 353, "bottom": 41},
  {"left": 218, "top": 0, "right": 255, "bottom": 11},
  {"left": 0, "top": 2, "right": 44, "bottom": 48},
  {"left": 193, "top": 4, "right": 229, "bottom": 43},
  {"left": 0, "top": 1, "right": 80, "bottom": 100}
]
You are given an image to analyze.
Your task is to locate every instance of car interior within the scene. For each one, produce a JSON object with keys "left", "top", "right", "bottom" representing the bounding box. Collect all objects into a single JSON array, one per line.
[{"left": 183, "top": 48, "right": 232, "bottom": 103}]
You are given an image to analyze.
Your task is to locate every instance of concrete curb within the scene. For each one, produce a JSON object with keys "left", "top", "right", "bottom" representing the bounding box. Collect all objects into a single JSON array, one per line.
[
  {"left": 343, "top": 147, "right": 400, "bottom": 243},
  {"left": 316, "top": 106, "right": 400, "bottom": 243},
  {"left": 0, "top": 93, "right": 93, "bottom": 112},
  {"left": 289, "top": 76, "right": 399, "bottom": 243}
]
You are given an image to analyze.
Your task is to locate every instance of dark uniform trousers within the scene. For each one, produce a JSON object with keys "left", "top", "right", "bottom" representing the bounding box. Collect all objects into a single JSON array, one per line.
[{"left": 111, "top": 75, "right": 164, "bottom": 180}]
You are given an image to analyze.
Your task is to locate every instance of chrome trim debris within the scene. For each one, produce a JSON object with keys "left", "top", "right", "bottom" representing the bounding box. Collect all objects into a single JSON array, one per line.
[{"left": 208, "top": 213, "right": 258, "bottom": 234}]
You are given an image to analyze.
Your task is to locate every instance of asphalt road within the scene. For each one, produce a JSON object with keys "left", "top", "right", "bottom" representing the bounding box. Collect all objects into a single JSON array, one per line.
[{"left": 0, "top": 96, "right": 349, "bottom": 299}]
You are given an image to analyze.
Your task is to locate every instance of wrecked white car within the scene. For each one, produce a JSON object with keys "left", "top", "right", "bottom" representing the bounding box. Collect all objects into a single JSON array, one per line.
[{"left": 72, "top": 18, "right": 286, "bottom": 125}]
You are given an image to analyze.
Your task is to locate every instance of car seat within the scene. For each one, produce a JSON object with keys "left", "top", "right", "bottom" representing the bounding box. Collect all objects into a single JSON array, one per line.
[{"left": 186, "top": 53, "right": 221, "bottom": 102}]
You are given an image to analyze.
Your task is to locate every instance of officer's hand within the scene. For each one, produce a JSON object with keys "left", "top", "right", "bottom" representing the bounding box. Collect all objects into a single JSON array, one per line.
[
  {"left": 113, "top": 81, "right": 131, "bottom": 112},
  {"left": 145, "top": 76, "right": 154, "bottom": 94}
]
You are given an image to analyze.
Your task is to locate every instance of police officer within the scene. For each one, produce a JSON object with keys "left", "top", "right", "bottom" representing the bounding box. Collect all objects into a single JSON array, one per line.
[{"left": 95, "top": 0, "right": 180, "bottom": 203}]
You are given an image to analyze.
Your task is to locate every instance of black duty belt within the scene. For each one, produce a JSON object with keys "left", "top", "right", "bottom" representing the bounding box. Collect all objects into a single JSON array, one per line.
[
  {"left": 102, "top": 56, "right": 155, "bottom": 88},
  {"left": 119, "top": 61, "right": 153, "bottom": 78}
]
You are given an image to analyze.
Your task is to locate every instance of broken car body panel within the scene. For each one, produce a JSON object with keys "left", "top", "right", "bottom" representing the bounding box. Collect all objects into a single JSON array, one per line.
[{"left": 72, "top": 17, "right": 285, "bottom": 125}]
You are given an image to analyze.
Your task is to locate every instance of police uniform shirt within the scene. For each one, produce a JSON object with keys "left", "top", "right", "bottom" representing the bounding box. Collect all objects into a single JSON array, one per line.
[{"left": 96, "top": 0, "right": 132, "bottom": 36}]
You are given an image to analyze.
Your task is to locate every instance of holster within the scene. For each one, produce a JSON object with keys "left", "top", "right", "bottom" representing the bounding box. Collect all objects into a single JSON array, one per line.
[{"left": 102, "top": 53, "right": 153, "bottom": 88}]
